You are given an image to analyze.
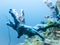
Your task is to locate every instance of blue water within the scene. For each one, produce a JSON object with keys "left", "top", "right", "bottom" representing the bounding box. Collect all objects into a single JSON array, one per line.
[{"left": 0, "top": 0, "right": 56, "bottom": 45}]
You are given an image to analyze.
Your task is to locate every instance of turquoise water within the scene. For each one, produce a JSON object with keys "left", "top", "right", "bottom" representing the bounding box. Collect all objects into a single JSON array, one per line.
[{"left": 0, "top": 0, "right": 56, "bottom": 45}]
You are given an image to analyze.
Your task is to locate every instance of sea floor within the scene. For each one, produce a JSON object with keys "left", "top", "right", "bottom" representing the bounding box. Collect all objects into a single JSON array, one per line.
[{"left": 18, "top": 29, "right": 60, "bottom": 45}]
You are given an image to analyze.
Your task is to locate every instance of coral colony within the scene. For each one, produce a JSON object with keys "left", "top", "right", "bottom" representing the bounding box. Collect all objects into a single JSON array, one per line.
[{"left": 7, "top": 0, "right": 60, "bottom": 45}]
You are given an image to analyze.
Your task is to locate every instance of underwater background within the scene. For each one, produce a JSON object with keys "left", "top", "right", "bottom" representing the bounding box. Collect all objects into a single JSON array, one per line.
[{"left": 0, "top": 0, "right": 57, "bottom": 45}]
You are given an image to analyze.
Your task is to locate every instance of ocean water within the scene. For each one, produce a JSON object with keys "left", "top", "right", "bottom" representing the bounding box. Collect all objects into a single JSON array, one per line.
[{"left": 0, "top": 0, "right": 57, "bottom": 45}]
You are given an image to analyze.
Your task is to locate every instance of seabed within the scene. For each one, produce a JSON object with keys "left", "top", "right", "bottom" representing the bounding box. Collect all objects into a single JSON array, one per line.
[{"left": 18, "top": 28, "right": 60, "bottom": 45}]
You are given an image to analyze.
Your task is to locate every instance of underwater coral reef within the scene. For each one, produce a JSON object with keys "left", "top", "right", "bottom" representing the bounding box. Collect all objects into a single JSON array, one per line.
[{"left": 7, "top": 0, "right": 60, "bottom": 45}]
